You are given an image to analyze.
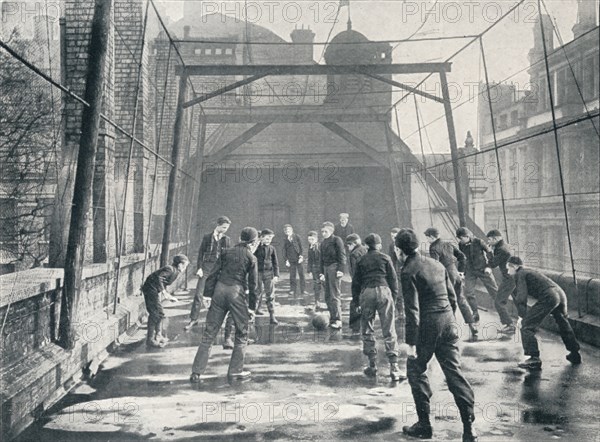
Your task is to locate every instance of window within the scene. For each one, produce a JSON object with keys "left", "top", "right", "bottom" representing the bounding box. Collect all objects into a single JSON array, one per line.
[
  {"left": 498, "top": 114, "right": 508, "bottom": 130},
  {"left": 538, "top": 77, "right": 548, "bottom": 112},
  {"left": 225, "top": 48, "right": 233, "bottom": 55},
  {"left": 582, "top": 54, "right": 599, "bottom": 101},
  {"left": 194, "top": 48, "right": 202, "bottom": 55},
  {"left": 205, "top": 48, "right": 212, "bottom": 55},
  {"left": 555, "top": 67, "right": 568, "bottom": 106},
  {"left": 215, "top": 48, "right": 222, "bottom": 55}
]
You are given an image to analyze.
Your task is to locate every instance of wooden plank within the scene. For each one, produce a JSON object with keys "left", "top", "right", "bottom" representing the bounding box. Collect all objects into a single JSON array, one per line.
[
  {"left": 160, "top": 74, "right": 189, "bottom": 267},
  {"left": 60, "top": 0, "right": 113, "bottom": 349},
  {"left": 205, "top": 123, "right": 272, "bottom": 163},
  {"left": 203, "top": 112, "right": 389, "bottom": 124},
  {"left": 176, "top": 62, "right": 452, "bottom": 76}
]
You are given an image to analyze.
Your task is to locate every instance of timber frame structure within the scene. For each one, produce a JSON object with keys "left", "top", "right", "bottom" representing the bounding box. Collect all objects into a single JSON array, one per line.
[{"left": 160, "top": 61, "right": 469, "bottom": 265}]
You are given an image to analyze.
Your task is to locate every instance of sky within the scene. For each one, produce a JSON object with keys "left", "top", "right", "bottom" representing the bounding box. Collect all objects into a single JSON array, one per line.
[{"left": 1, "top": 0, "right": 594, "bottom": 152}]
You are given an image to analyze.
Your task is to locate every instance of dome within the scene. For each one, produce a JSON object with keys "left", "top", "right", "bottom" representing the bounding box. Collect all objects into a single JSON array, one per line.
[{"left": 324, "top": 28, "right": 377, "bottom": 65}]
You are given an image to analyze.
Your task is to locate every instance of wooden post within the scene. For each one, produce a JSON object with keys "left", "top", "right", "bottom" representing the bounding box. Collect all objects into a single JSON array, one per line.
[
  {"left": 384, "top": 122, "right": 412, "bottom": 228},
  {"left": 439, "top": 71, "right": 467, "bottom": 227},
  {"left": 184, "top": 117, "right": 207, "bottom": 288},
  {"left": 59, "top": 0, "right": 113, "bottom": 349},
  {"left": 160, "top": 73, "right": 189, "bottom": 267}
]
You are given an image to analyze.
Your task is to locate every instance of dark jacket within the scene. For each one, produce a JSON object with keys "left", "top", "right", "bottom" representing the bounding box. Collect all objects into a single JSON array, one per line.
[
  {"left": 320, "top": 235, "right": 346, "bottom": 274},
  {"left": 388, "top": 243, "right": 399, "bottom": 268},
  {"left": 307, "top": 243, "right": 321, "bottom": 272},
  {"left": 348, "top": 244, "right": 368, "bottom": 277},
  {"left": 197, "top": 233, "right": 231, "bottom": 272},
  {"left": 489, "top": 239, "right": 511, "bottom": 276},
  {"left": 513, "top": 267, "right": 562, "bottom": 318},
  {"left": 458, "top": 237, "right": 493, "bottom": 273},
  {"left": 401, "top": 253, "right": 457, "bottom": 346},
  {"left": 283, "top": 233, "right": 303, "bottom": 263},
  {"left": 334, "top": 223, "right": 354, "bottom": 241},
  {"left": 255, "top": 243, "right": 279, "bottom": 277},
  {"left": 142, "top": 265, "right": 181, "bottom": 295},
  {"left": 429, "top": 238, "right": 466, "bottom": 273},
  {"left": 351, "top": 250, "right": 398, "bottom": 304},
  {"left": 204, "top": 244, "right": 258, "bottom": 309}
]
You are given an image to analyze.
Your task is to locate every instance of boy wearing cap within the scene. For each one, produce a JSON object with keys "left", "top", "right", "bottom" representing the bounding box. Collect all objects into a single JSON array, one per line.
[
  {"left": 346, "top": 234, "right": 368, "bottom": 338},
  {"left": 507, "top": 256, "right": 581, "bottom": 370},
  {"left": 307, "top": 231, "right": 323, "bottom": 310},
  {"left": 142, "top": 255, "right": 189, "bottom": 348},
  {"left": 319, "top": 222, "right": 346, "bottom": 329},
  {"left": 388, "top": 227, "right": 401, "bottom": 268},
  {"left": 283, "top": 224, "right": 306, "bottom": 297},
  {"left": 190, "top": 227, "right": 259, "bottom": 382},
  {"left": 425, "top": 227, "right": 478, "bottom": 339},
  {"left": 334, "top": 213, "right": 354, "bottom": 274},
  {"left": 397, "top": 231, "right": 477, "bottom": 442},
  {"left": 486, "top": 230, "right": 516, "bottom": 334},
  {"left": 185, "top": 216, "right": 231, "bottom": 331},
  {"left": 254, "top": 229, "right": 280, "bottom": 324},
  {"left": 351, "top": 233, "right": 403, "bottom": 381},
  {"left": 456, "top": 227, "right": 499, "bottom": 326}
]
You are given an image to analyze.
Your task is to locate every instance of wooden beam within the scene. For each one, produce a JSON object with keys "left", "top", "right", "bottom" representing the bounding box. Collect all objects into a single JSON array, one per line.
[
  {"left": 60, "top": 0, "right": 113, "bottom": 350},
  {"left": 384, "top": 123, "right": 412, "bottom": 228},
  {"left": 203, "top": 112, "right": 389, "bottom": 124},
  {"left": 440, "top": 71, "right": 467, "bottom": 227},
  {"left": 160, "top": 74, "right": 189, "bottom": 267},
  {"left": 205, "top": 123, "right": 272, "bottom": 163},
  {"left": 320, "top": 122, "right": 389, "bottom": 167},
  {"left": 183, "top": 73, "right": 269, "bottom": 108},
  {"left": 176, "top": 62, "right": 452, "bottom": 76},
  {"left": 359, "top": 71, "right": 445, "bottom": 103}
]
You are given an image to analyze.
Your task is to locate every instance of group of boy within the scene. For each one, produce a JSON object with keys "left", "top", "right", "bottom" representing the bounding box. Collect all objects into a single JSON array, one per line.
[{"left": 141, "top": 215, "right": 582, "bottom": 442}]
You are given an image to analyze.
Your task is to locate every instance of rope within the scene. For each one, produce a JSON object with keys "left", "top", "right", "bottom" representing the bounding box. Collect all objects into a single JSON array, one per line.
[
  {"left": 479, "top": 37, "right": 510, "bottom": 243},
  {"left": 413, "top": 95, "right": 434, "bottom": 227},
  {"left": 537, "top": 0, "right": 580, "bottom": 317},
  {"left": 112, "top": 0, "right": 151, "bottom": 314}
]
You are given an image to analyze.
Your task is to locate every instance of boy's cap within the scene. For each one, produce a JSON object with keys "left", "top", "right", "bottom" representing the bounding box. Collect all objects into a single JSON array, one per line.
[
  {"left": 216, "top": 216, "right": 231, "bottom": 225},
  {"left": 240, "top": 227, "right": 258, "bottom": 242},
  {"left": 486, "top": 229, "right": 502, "bottom": 238},
  {"left": 307, "top": 231, "right": 318, "bottom": 237},
  {"left": 283, "top": 224, "right": 293, "bottom": 229},
  {"left": 391, "top": 227, "right": 401, "bottom": 234},
  {"left": 172, "top": 254, "right": 190, "bottom": 265},
  {"left": 260, "top": 228, "right": 274, "bottom": 236},
  {"left": 396, "top": 231, "right": 419, "bottom": 254},
  {"left": 364, "top": 233, "right": 382, "bottom": 248},
  {"left": 456, "top": 227, "right": 472, "bottom": 238},
  {"left": 322, "top": 222, "right": 335, "bottom": 230},
  {"left": 508, "top": 256, "right": 523, "bottom": 266},
  {"left": 424, "top": 227, "right": 439, "bottom": 238},
  {"left": 345, "top": 233, "right": 360, "bottom": 244}
]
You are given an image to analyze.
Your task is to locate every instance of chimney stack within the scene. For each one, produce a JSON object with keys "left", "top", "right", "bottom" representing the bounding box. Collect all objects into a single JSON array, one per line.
[
  {"left": 573, "top": 0, "right": 598, "bottom": 38},
  {"left": 290, "top": 26, "right": 315, "bottom": 63},
  {"left": 528, "top": 14, "right": 554, "bottom": 66},
  {"left": 184, "top": 25, "right": 191, "bottom": 39}
]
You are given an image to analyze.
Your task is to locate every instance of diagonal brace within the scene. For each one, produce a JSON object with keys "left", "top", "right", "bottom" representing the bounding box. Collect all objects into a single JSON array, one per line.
[
  {"left": 206, "top": 123, "right": 272, "bottom": 163},
  {"left": 320, "top": 122, "right": 389, "bottom": 167},
  {"left": 183, "top": 73, "right": 269, "bottom": 108}
]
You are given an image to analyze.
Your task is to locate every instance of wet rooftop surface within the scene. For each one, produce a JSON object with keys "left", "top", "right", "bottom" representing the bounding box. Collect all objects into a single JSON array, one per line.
[{"left": 17, "top": 278, "right": 600, "bottom": 441}]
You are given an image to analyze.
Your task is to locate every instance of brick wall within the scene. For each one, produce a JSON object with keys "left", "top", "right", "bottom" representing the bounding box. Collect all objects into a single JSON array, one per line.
[{"left": 0, "top": 244, "right": 187, "bottom": 439}]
